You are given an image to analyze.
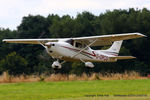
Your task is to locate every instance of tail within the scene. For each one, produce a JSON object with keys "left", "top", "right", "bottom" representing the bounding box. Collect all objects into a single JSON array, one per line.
[
  {"left": 105, "top": 40, "right": 123, "bottom": 55},
  {"left": 103, "top": 40, "right": 136, "bottom": 60}
]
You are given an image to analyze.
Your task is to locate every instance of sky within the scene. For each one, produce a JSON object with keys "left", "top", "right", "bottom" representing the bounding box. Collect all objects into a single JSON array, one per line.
[{"left": 0, "top": 0, "right": 150, "bottom": 30}]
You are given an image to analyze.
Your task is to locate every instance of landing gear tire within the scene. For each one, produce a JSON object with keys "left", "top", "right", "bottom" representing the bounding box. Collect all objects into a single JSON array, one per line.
[
  {"left": 85, "top": 62, "right": 94, "bottom": 68},
  {"left": 52, "top": 60, "right": 62, "bottom": 69}
]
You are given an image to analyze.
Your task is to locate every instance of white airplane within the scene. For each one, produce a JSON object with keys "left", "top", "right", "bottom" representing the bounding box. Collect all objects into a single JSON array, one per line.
[{"left": 3, "top": 33, "right": 145, "bottom": 69}]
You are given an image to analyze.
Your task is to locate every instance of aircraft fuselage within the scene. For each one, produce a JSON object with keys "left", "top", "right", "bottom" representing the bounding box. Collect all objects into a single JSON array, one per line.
[{"left": 45, "top": 41, "right": 117, "bottom": 62}]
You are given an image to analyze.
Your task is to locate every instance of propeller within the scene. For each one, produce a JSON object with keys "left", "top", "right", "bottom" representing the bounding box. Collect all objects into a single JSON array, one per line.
[{"left": 37, "top": 32, "right": 52, "bottom": 60}]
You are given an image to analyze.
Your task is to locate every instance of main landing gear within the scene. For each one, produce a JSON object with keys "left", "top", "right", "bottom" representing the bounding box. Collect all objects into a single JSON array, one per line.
[
  {"left": 51, "top": 59, "right": 95, "bottom": 70},
  {"left": 85, "top": 62, "right": 94, "bottom": 68},
  {"left": 80, "top": 59, "right": 95, "bottom": 68}
]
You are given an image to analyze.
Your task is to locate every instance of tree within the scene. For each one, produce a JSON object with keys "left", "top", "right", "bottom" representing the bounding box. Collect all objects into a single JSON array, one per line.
[
  {"left": 0, "top": 52, "right": 28, "bottom": 75},
  {"left": 49, "top": 15, "right": 75, "bottom": 38},
  {"left": 17, "top": 15, "right": 49, "bottom": 38},
  {"left": 0, "top": 28, "right": 18, "bottom": 60}
]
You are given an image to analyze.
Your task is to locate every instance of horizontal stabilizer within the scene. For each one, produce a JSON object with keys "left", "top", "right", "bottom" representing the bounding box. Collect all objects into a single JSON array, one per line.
[{"left": 110, "top": 56, "right": 136, "bottom": 60}]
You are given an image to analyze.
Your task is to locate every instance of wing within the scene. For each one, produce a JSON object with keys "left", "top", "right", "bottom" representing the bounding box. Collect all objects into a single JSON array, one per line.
[
  {"left": 110, "top": 56, "right": 136, "bottom": 60},
  {"left": 3, "top": 33, "right": 145, "bottom": 46},
  {"left": 2, "top": 39, "right": 59, "bottom": 44},
  {"left": 72, "top": 33, "right": 145, "bottom": 46}
]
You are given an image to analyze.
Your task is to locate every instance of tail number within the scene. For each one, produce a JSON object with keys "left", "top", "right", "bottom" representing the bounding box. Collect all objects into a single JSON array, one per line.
[{"left": 96, "top": 54, "right": 108, "bottom": 60}]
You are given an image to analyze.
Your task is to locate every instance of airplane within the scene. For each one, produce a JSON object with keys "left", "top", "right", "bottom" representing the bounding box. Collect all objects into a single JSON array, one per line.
[{"left": 2, "top": 32, "right": 145, "bottom": 69}]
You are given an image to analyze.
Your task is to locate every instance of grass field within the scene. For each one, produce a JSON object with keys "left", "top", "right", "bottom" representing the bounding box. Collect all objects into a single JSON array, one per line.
[{"left": 0, "top": 79, "right": 150, "bottom": 100}]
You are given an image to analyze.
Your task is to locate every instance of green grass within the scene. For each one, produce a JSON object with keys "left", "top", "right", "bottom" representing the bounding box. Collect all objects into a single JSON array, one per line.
[{"left": 0, "top": 79, "right": 150, "bottom": 100}]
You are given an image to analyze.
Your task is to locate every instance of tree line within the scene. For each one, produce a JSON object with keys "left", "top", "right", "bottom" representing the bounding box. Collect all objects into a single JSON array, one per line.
[{"left": 0, "top": 8, "right": 150, "bottom": 76}]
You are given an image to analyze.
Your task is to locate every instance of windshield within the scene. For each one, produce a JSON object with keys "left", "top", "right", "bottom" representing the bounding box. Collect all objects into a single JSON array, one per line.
[{"left": 65, "top": 39, "right": 74, "bottom": 46}]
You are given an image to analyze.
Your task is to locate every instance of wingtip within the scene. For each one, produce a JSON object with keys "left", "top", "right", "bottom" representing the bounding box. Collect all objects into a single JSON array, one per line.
[
  {"left": 2, "top": 39, "right": 10, "bottom": 43},
  {"left": 2, "top": 39, "right": 6, "bottom": 42},
  {"left": 132, "top": 56, "right": 136, "bottom": 59},
  {"left": 136, "top": 33, "right": 147, "bottom": 37},
  {"left": 140, "top": 33, "right": 147, "bottom": 37}
]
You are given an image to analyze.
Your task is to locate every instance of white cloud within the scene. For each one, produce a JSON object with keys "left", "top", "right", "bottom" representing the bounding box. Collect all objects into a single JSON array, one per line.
[{"left": 0, "top": 0, "right": 150, "bottom": 30}]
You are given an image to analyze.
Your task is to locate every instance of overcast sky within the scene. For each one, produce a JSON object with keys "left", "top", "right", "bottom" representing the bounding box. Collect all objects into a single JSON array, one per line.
[{"left": 0, "top": 0, "right": 150, "bottom": 30}]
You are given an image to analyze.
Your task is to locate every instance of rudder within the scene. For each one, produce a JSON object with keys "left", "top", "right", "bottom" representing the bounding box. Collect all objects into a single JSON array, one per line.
[{"left": 107, "top": 40, "right": 123, "bottom": 54}]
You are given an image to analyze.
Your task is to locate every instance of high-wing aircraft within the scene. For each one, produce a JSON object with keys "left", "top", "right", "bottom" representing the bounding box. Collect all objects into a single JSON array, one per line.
[{"left": 3, "top": 33, "right": 145, "bottom": 69}]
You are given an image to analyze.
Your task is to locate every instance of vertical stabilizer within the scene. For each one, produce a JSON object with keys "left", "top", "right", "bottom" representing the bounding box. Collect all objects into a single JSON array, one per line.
[{"left": 107, "top": 40, "right": 123, "bottom": 54}]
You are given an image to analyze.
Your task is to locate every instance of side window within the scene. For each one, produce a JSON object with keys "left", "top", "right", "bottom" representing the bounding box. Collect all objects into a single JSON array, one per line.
[
  {"left": 83, "top": 44, "right": 86, "bottom": 48},
  {"left": 76, "top": 42, "right": 82, "bottom": 48},
  {"left": 66, "top": 40, "right": 88, "bottom": 49}
]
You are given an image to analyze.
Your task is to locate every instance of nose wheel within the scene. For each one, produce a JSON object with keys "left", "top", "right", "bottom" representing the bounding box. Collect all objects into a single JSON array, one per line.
[
  {"left": 51, "top": 59, "right": 66, "bottom": 69},
  {"left": 52, "top": 60, "right": 62, "bottom": 69}
]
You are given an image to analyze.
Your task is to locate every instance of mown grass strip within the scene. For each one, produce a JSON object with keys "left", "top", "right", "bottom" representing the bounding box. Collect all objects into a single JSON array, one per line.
[{"left": 0, "top": 79, "right": 149, "bottom": 100}]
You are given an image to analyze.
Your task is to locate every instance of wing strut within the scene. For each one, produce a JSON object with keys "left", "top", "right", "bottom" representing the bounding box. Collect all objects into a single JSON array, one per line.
[{"left": 38, "top": 41, "right": 46, "bottom": 48}]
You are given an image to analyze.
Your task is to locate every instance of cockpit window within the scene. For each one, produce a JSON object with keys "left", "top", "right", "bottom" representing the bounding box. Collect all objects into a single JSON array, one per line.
[
  {"left": 75, "top": 42, "right": 88, "bottom": 50},
  {"left": 66, "top": 39, "right": 74, "bottom": 46},
  {"left": 65, "top": 39, "right": 88, "bottom": 50}
]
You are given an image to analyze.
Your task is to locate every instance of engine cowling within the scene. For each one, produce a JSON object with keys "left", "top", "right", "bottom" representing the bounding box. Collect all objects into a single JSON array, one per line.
[{"left": 52, "top": 61, "right": 62, "bottom": 69}]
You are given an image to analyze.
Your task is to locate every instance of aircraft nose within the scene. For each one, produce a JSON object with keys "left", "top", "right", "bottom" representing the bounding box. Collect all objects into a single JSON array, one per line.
[{"left": 45, "top": 42, "right": 55, "bottom": 48}]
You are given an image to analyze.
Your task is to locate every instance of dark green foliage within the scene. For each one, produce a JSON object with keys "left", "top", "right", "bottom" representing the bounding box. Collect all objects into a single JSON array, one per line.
[
  {"left": 70, "top": 62, "right": 85, "bottom": 75},
  {"left": 0, "top": 52, "right": 28, "bottom": 75},
  {"left": 17, "top": 15, "right": 50, "bottom": 38},
  {"left": 0, "top": 8, "right": 150, "bottom": 75},
  {"left": 0, "top": 28, "right": 18, "bottom": 59}
]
